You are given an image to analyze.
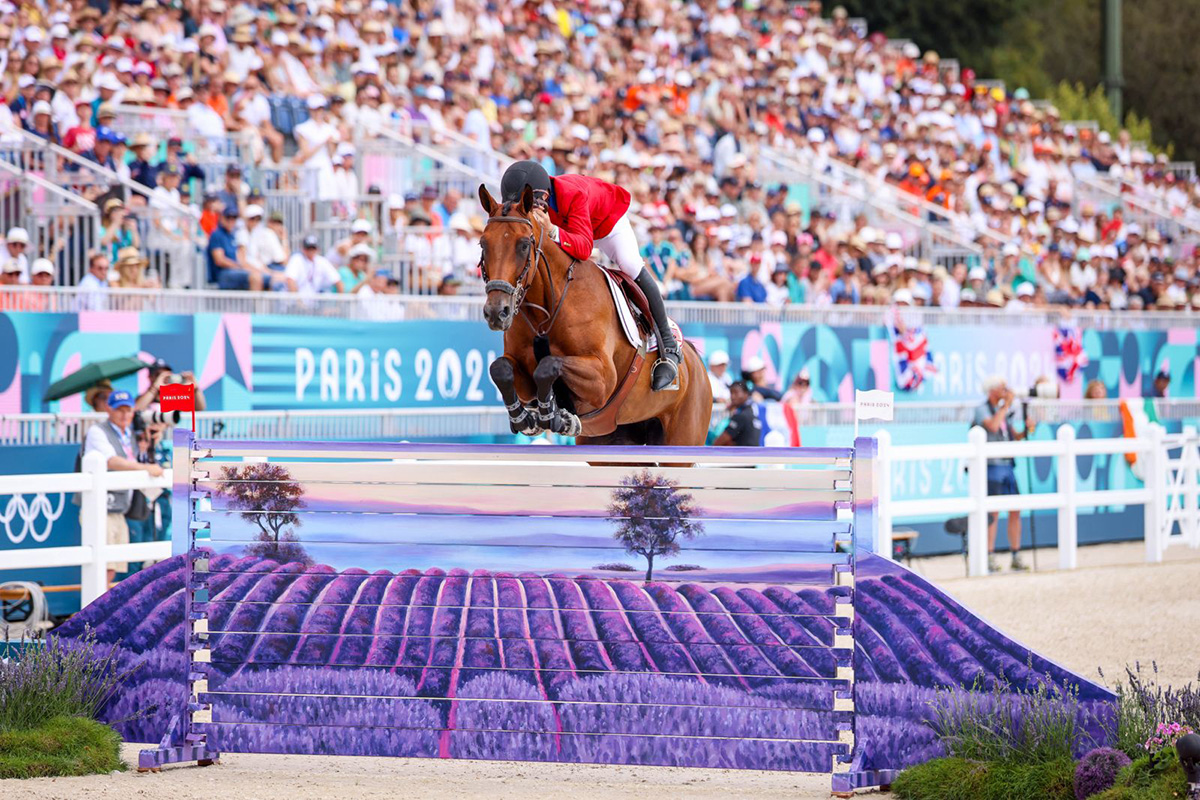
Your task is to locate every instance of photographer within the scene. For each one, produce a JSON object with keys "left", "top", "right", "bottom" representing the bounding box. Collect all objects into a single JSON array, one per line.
[
  {"left": 79, "top": 390, "right": 164, "bottom": 586},
  {"left": 972, "top": 376, "right": 1035, "bottom": 572},
  {"left": 135, "top": 359, "right": 208, "bottom": 413}
]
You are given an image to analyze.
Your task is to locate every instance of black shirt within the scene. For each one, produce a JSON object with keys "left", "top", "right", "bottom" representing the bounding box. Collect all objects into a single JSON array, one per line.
[{"left": 724, "top": 401, "right": 762, "bottom": 446}]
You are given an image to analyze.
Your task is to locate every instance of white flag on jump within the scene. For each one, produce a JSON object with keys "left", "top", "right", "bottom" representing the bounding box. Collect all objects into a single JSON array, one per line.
[{"left": 855, "top": 389, "right": 895, "bottom": 422}]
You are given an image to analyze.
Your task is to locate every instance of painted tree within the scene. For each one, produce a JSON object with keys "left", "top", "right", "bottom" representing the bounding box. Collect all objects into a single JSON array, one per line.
[
  {"left": 607, "top": 469, "right": 704, "bottom": 581},
  {"left": 216, "top": 463, "right": 311, "bottom": 564}
]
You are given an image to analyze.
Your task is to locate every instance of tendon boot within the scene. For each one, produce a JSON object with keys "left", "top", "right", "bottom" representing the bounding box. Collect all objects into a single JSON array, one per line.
[{"left": 634, "top": 268, "right": 682, "bottom": 391}]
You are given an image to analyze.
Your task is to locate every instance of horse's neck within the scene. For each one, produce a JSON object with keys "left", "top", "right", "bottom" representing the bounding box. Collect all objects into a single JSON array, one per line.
[{"left": 528, "top": 241, "right": 579, "bottom": 310}]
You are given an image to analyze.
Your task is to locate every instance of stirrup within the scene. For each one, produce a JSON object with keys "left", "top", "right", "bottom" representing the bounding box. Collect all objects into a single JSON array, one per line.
[{"left": 650, "top": 349, "right": 681, "bottom": 392}]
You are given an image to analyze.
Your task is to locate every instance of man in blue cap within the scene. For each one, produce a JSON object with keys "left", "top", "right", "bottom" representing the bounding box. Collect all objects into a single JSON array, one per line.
[{"left": 80, "top": 389, "right": 164, "bottom": 584}]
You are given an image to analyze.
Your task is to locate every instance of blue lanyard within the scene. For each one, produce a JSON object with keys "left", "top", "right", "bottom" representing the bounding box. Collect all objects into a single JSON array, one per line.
[{"left": 108, "top": 421, "right": 133, "bottom": 459}]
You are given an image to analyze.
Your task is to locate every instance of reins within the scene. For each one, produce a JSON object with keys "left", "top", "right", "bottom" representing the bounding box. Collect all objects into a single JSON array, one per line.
[{"left": 480, "top": 214, "right": 577, "bottom": 338}]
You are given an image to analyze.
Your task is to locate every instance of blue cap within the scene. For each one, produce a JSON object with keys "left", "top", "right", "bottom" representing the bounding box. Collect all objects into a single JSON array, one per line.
[
  {"left": 108, "top": 389, "right": 134, "bottom": 408},
  {"left": 95, "top": 125, "right": 116, "bottom": 143}
]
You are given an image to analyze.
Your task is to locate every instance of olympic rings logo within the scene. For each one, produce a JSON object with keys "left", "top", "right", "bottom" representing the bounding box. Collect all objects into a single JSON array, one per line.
[{"left": 1, "top": 493, "right": 66, "bottom": 544}]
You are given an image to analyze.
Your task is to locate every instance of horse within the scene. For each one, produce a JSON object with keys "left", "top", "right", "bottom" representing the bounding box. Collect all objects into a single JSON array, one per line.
[{"left": 478, "top": 184, "right": 712, "bottom": 447}]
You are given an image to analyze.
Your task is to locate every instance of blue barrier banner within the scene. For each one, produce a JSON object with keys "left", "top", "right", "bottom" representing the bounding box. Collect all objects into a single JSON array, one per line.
[{"left": 3, "top": 311, "right": 1198, "bottom": 414}]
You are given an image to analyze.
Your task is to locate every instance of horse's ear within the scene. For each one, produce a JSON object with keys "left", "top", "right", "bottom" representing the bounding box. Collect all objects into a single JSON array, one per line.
[
  {"left": 478, "top": 184, "right": 497, "bottom": 217},
  {"left": 521, "top": 184, "right": 534, "bottom": 215}
]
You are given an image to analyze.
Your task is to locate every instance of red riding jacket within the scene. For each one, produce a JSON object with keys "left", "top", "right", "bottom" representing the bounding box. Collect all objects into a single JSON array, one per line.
[{"left": 547, "top": 174, "right": 632, "bottom": 261}]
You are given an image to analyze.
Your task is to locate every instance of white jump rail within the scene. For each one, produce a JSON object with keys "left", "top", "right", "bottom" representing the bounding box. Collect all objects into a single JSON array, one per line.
[
  {"left": 875, "top": 423, "right": 1200, "bottom": 576},
  {"left": 0, "top": 451, "right": 172, "bottom": 605}
]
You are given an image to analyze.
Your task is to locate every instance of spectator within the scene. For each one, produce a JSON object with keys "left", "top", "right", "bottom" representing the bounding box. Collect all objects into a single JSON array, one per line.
[
  {"left": 78, "top": 389, "right": 164, "bottom": 586},
  {"left": 1152, "top": 369, "right": 1170, "bottom": 398},
  {"left": 741, "top": 356, "right": 782, "bottom": 401},
  {"left": 112, "top": 247, "right": 159, "bottom": 289},
  {"left": 98, "top": 199, "right": 139, "bottom": 263},
  {"left": 78, "top": 250, "right": 111, "bottom": 309},
  {"left": 972, "top": 375, "right": 1034, "bottom": 572},
  {"left": 0, "top": 226, "right": 30, "bottom": 282},
  {"left": 339, "top": 244, "right": 374, "bottom": 293},
  {"left": 136, "top": 359, "right": 208, "bottom": 412},
  {"left": 128, "top": 133, "right": 158, "bottom": 188},
  {"left": 293, "top": 95, "right": 340, "bottom": 199},
  {"left": 706, "top": 349, "right": 732, "bottom": 405},
  {"left": 1084, "top": 379, "right": 1108, "bottom": 399},
  {"left": 714, "top": 381, "right": 762, "bottom": 446},
  {"left": 328, "top": 218, "right": 373, "bottom": 270},
  {"left": 283, "top": 234, "right": 343, "bottom": 294},
  {"left": 780, "top": 368, "right": 814, "bottom": 446},
  {"left": 214, "top": 165, "right": 246, "bottom": 217},
  {"left": 242, "top": 205, "right": 287, "bottom": 277},
  {"left": 208, "top": 205, "right": 267, "bottom": 290}
]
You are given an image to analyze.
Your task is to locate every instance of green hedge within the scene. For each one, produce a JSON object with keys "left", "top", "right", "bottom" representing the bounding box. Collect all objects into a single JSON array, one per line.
[
  {"left": 1089, "top": 750, "right": 1188, "bottom": 800},
  {"left": 0, "top": 716, "right": 124, "bottom": 779},
  {"left": 891, "top": 756, "right": 1076, "bottom": 800}
]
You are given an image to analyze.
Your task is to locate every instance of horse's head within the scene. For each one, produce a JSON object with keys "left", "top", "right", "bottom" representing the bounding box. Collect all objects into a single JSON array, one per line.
[{"left": 478, "top": 183, "right": 546, "bottom": 332}]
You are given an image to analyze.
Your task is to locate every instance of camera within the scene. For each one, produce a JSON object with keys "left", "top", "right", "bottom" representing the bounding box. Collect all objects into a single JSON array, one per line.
[
  {"left": 1013, "top": 378, "right": 1059, "bottom": 400},
  {"left": 139, "top": 409, "right": 181, "bottom": 427}
]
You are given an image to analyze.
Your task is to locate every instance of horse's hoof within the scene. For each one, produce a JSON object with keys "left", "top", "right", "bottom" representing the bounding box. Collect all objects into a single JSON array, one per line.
[{"left": 554, "top": 411, "right": 582, "bottom": 437}]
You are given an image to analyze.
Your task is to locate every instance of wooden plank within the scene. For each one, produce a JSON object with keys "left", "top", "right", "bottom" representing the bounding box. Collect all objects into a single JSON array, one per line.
[
  {"left": 204, "top": 694, "right": 849, "bottom": 740},
  {"left": 201, "top": 722, "right": 849, "bottom": 770},
  {"left": 196, "top": 481, "right": 848, "bottom": 520},
  {"left": 195, "top": 439, "right": 853, "bottom": 466},
  {"left": 197, "top": 460, "right": 851, "bottom": 492}
]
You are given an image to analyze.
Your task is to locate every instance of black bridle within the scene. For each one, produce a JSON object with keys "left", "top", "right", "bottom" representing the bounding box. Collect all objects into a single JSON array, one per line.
[{"left": 479, "top": 212, "right": 576, "bottom": 337}]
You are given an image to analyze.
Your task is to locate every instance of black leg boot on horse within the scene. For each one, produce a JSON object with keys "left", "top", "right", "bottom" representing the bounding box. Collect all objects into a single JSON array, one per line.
[{"left": 634, "top": 268, "right": 682, "bottom": 391}]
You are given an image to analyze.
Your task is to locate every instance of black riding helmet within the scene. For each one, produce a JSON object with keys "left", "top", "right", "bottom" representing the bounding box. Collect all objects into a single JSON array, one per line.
[{"left": 500, "top": 160, "right": 552, "bottom": 204}]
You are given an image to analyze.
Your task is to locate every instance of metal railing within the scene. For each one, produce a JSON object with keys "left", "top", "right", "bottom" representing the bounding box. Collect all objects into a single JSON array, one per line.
[{"left": 0, "top": 157, "right": 100, "bottom": 286}]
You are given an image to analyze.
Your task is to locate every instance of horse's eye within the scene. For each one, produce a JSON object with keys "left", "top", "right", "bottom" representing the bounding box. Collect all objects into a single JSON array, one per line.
[{"left": 518, "top": 239, "right": 530, "bottom": 253}]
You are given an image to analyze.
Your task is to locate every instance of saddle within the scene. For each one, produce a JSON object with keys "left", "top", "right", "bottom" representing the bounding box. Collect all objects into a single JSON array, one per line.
[{"left": 605, "top": 268, "right": 656, "bottom": 340}]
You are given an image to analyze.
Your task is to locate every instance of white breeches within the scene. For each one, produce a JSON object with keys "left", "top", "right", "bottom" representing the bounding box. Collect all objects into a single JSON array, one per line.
[{"left": 594, "top": 213, "right": 644, "bottom": 279}]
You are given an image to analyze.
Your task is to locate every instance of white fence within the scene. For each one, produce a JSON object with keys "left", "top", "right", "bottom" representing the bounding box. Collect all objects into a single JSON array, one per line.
[
  {"left": 1, "top": 451, "right": 172, "bottom": 606},
  {"left": 875, "top": 424, "right": 1200, "bottom": 575}
]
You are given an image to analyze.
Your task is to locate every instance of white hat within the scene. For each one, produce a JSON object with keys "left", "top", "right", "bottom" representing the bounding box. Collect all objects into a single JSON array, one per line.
[
  {"left": 1001, "top": 243, "right": 1019, "bottom": 257},
  {"left": 1126, "top": 223, "right": 1142, "bottom": 237},
  {"left": 116, "top": 57, "right": 134, "bottom": 73},
  {"left": 742, "top": 355, "right": 765, "bottom": 373},
  {"left": 348, "top": 243, "right": 374, "bottom": 260},
  {"left": 696, "top": 207, "right": 719, "bottom": 222},
  {"left": 425, "top": 85, "right": 446, "bottom": 102},
  {"left": 806, "top": 128, "right": 826, "bottom": 143},
  {"left": 719, "top": 203, "right": 737, "bottom": 218},
  {"left": 708, "top": 350, "right": 729, "bottom": 367},
  {"left": 6, "top": 226, "right": 29, "bottom": 244},
  {"left": 968, "top": 266, "right": 987, "bottom": 282},
  {"left": 17, "top": 75, "right": 34, "bottom": 89},
  {"left": 31, "top": 100, "right": 52, "bottom": 116},
  {"left": 335, "top": 142, "right": 356, "bottom": 158},
  {"left": 675, "top": 70, "right": 693, "bottom": 87},
  {"left": 49, "top": 23, "right": 69, "bottom": 38},
  {"left": 351, "top": 218, "right": 372, "bottom": 234},
  {"left": 98, "top": 73, "right": 123, "bottom": 91},
  {"left": 270, "top": 30, "right": 289, "bottom": 46},
  {"left": 24, "top": 25, "right": 44, "bottom": 42},
  {"left": 892, "top": 288, "right": 914, "bottom": 305},
  {"left": 31, "top": 257, "right": 53, "bottom": 275},
  {"left": 1016, "top": 282, "right": 1035, "bottom": 297},
  {"left": 306, "top": 94, "right": 327, "bottom": 110},
  {"left": 884, "top": 232, "right": 903, "bottom": 250},
  {"left": 244, "top": 204, "right": 264, "bottom": 218}
]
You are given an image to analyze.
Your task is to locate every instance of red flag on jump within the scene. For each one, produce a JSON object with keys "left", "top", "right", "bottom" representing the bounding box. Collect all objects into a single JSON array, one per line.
[{"left": 159, "top": 383, "right": 196, "bottom": 432}]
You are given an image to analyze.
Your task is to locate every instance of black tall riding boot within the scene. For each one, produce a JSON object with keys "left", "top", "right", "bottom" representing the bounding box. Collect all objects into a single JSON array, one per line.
[{"left": 634, "top": 268, "right": 682, "bottom": 391}]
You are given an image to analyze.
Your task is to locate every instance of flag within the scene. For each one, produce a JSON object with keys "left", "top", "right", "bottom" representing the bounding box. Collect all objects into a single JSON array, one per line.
[
  {"left": 856, "top": 389, "right": 895, "bottom": 422},
  {"left": 887, "top": 309, "right": 937, "bottom": 391},
  {"left": 159, "top": 383, "right": 196, "bottom": 432},
  {"left": 1054, "top": 324, "right": 1088, "bottom": 384}
]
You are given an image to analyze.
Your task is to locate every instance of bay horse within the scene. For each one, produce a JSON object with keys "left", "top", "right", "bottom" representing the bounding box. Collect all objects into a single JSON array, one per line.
[{"left": 478, "top": 184, "right": 712, "bottom": 447}]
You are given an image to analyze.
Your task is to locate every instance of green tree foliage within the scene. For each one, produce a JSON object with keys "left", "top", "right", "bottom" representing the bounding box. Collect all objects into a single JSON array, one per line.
[
  {"left": 842, "top": 0, "right": 1198, "bottom": 158},
  {"left": 1047, "top": 82, "right": 1158, "bottom": 152}
]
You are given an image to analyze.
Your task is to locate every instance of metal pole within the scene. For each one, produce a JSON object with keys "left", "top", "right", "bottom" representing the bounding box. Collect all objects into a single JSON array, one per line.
[{"left": 1104, "top": 0, "right": 1123, "bottom": 122}]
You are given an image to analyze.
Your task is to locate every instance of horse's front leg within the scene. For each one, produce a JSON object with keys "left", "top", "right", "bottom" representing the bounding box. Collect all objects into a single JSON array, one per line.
[
  {"left": 533, "top": 355, "right": 613, "bottom": 437},
  {"left": 490, "top": 355, "right": 542, "bottom": 435}
]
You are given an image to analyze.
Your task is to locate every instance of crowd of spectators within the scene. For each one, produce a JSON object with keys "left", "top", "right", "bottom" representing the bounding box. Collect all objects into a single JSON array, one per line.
[{"left": 0, "top": 0, "right": 1196, "bottom": 313}]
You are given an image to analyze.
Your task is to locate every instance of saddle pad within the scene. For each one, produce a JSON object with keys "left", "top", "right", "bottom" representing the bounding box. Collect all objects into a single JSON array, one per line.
[{"left": 600, "top": 268, "right": 681, "bottom": 354}]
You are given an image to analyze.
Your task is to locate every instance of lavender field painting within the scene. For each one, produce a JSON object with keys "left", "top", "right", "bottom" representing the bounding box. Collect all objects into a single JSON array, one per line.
[{"left": 56, "top": 551, "right": 1115, "bottom": 779}]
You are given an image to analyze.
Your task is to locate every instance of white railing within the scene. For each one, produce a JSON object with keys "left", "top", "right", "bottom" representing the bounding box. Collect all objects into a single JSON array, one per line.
[
  {"left": 874, "top": 424, "right": 1200, "bottom": 576},
  {"left": 0, "top": 451, "right": 172, "bottom": 606},
  {"left": 5, "top": 285, "right": 1200, "bottom": 329}
]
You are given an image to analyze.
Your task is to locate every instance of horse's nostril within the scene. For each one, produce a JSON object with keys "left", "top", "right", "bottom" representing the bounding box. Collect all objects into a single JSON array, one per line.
[{"left": 499, "top": 307, "right": 510, "bottom": 317}]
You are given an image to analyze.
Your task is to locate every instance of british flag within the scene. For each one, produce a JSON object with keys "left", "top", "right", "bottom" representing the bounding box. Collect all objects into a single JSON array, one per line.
[
  {"left": 1054, "top": 324, "right": 1088, "bottom": 384},
  {"left": 888, "top": 311, "right": 937, "bottom": 391}
]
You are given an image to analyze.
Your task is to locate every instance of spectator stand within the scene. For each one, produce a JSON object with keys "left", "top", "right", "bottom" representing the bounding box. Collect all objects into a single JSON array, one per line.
[{"left": 0, "top": 157, "right": 99, "bottom": 287}]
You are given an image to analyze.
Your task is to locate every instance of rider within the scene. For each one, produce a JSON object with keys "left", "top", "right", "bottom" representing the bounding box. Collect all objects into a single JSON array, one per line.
[{"left": 499, "top": 160, "right": 682, "bottom": 391}]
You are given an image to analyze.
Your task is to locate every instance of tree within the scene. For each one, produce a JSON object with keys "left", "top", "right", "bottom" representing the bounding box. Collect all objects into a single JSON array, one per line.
[
  {"left": 215, "top": 463, "right": 311, "bottom": 564},
  {"left": 606, "top": 469, "right": 705, "bottom": 581}
]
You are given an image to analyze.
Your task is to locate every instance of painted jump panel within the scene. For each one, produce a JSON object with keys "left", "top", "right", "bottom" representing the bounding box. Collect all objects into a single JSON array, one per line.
[
  {"left": 196, "top": 460, "right": 852, "bottom": 491},
  {"left": 49, "top": 434, "right": 1116, "bottom": 792}
]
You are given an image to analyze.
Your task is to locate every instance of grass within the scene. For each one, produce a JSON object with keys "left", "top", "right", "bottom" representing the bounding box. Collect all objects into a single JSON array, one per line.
[
  {"left": 1088, "top": 751, "right": 1189, "bottom": 800},
  {"left": 890, "top": 755, "right": 1076, "bottom": 800},
  {"left": 0, "top": 716, "right": 124, "bottom": 779}
]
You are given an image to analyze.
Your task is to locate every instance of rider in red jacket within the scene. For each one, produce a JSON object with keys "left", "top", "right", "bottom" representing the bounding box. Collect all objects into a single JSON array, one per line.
[{"left": 500, "top": 161, "right": 681, "bottom": 391}]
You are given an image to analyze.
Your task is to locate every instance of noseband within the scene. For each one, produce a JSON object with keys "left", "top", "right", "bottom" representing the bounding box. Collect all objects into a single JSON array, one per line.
[{"left": 480, "top": 213, "right": 577, "bottom": 337}]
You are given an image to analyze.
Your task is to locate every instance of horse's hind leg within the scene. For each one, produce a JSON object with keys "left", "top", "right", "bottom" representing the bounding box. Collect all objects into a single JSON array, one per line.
[{"left": 490, "top": 356, "right": 541, "bottom": 435}]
